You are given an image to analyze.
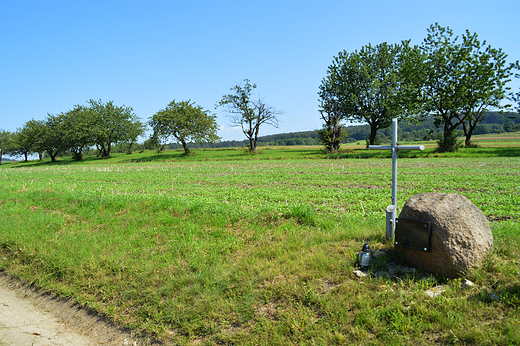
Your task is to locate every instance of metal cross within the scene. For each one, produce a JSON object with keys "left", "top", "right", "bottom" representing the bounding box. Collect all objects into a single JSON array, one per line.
[{"left": 368, "top": 118, "right": 425, "bottom": 239}]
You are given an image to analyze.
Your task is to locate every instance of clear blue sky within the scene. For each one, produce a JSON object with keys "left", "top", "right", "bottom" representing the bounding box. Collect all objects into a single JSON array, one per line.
[{"left": 1, "top": 0, "right": 519, "bottom": 142}]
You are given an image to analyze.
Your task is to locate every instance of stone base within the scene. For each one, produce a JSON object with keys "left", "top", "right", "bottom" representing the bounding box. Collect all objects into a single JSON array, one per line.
[{"left": 397, "top": 193, "right": 493, "bottom": 278}]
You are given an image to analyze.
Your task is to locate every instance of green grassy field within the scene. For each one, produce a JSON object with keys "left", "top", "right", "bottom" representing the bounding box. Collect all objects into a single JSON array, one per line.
[{"left": 1, "top": 141, "right": 519, "bottom": 345}]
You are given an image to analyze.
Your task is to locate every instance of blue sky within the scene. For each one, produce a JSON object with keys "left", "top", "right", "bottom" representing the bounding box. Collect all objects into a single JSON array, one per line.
[{"left": 1, "top": 0, "right": 519, "bottom": 142}]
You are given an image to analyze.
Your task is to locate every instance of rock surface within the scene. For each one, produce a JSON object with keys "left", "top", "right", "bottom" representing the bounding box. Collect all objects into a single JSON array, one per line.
[
  {"left": 424, "top": 285, "right": 447, "bottom": 298},
  {"left": 397, "top": 193, "right": 493, "bottom": 278}
]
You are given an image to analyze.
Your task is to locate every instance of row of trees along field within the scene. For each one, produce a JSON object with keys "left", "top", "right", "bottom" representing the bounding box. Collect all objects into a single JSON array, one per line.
[
  {"left": 0, "top": 99, "right": 145, "bottom": 163},
  {"left": 148, "top": 79, "right": 282, "bottom": 154},
  {"left": 164, "top": 112, "right": 519, "bottom": 150},
  {"left": 0, "top": 79, "right": 282, "bottom": 162},
  {"left": 318, "top": 23, "right": 520, "bottom": 152},
  {"left": 1, "top": 107, "right": 519, "bottom": 162}
]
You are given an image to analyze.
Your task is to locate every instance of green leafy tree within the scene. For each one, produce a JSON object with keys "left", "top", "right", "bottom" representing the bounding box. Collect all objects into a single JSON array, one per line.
[
  {"left": 217, "top": 79, "right": 282, "bottom": 152},
  {"left": 510, "top": 61, "right": 520, "bottom": 114},
  {"left": 316, "top": 99, "right": 347, "bottom": 152},
  {"left": 125, "top": 120, "right": 146, "bottom": 155},
  {"left": 7, "top": 130, "right": 26, "bottom": 161},
  {"left": 41, "top": 113, "right": 68, "bottom": 162},
  {"left": 20, "top": 120, "right": 46, "bottom": 160},
  {"left": 150, "top": 100, "right": 220, "bottom": 155},
  {"left": 0, "top": 129, "right": 14, "bottom": 164},
  {"left": 504, "top": 121, "right": 517, "bottom": 132},
  {"left": 59, "top": 105, "right": 95, "bottom": 161},
  {"left": 474, "top": 123, "right": 491, "bottom": 135},
  {"left": 87, "top": 99, "right": 143, "bottom": 158},
  {"left": 142, "top": 136, "right": 159, "bottom": 151},
  {"left": 409, "top": 23, "right": 512, "bottom": 151},
  {"left": 319, "top": 41, "right": 417, "bottom": 146}
]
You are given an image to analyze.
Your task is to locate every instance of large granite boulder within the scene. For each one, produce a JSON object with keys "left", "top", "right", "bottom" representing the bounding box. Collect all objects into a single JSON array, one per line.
[{"left": 397, "top": 193, "right": 493, "bottom": 278}]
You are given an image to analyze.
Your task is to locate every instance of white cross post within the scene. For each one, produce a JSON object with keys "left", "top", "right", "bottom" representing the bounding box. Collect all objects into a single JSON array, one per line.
[{"left": 368, "top": 118, "right": 425, "bottom": 240}]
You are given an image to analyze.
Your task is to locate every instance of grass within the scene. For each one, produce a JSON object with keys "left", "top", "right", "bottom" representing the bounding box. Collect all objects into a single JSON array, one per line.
[{"left": 1, "top": 141, "right": 520, "bottom": 345}]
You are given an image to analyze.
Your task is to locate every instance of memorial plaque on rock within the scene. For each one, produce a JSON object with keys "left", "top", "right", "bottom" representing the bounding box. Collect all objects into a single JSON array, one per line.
[
  {"left": 394, "top": 218, "right": 431, "bottom": 253},
  {"left": 397, "top": 193, "right": 493, "bottom": 278}
]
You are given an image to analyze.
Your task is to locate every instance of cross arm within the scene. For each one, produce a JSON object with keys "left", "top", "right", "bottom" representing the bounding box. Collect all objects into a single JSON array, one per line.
[{"left": 368, "top": 145, "right": 425, "bottom": 151}]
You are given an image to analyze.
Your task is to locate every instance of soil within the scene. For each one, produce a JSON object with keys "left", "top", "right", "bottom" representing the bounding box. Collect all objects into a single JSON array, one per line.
[{"left": 0, "top": 273, "right": 157, "bottom": 346}]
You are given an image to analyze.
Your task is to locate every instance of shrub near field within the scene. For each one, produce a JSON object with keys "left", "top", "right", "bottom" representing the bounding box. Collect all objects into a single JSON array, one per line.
[{"left": 1, "top": 152, "right": 519, "bottom": 345}]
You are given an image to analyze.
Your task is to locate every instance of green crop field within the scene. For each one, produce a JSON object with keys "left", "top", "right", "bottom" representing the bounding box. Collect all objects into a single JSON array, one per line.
[{"left": 1, "top": 143, "right": 519, "bottom": 345}]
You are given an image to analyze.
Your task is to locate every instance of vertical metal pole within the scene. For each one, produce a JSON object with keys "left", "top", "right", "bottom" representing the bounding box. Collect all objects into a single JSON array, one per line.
[
  {"left": 386, "top": 118, "right": 398, "bottom": 240},
  {"left": 391, "top": 118, "right": 398, "bottom": 206}
]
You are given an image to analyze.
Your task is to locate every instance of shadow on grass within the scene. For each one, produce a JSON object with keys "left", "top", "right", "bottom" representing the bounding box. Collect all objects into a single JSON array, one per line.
[
  {"left": 326, "top": 146, "right": 520, "bottom": 159},
  {"left": 126, "top": 152, "right": 184, "bottom": 162}
]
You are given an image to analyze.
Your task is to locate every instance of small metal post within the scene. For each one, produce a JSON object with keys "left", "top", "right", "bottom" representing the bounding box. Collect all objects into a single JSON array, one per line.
[{"left": 386, "top": 205, "right": 396, "bottom": 240}]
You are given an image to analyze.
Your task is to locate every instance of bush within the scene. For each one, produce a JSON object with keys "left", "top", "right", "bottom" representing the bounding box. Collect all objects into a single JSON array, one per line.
[
  {"left": 505, "top": 121, "right": 517, "bottom": 132},
  {"left": 436, "top": 130, "right": 461, "bottom": 152},
  {"left": 474, "top": 124, "right": 490, "bottom": 135}
]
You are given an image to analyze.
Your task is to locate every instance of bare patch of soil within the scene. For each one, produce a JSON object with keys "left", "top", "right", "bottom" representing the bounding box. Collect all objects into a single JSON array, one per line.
[{"left": 0, "top": 272, "right": 159, "bottom": 345}]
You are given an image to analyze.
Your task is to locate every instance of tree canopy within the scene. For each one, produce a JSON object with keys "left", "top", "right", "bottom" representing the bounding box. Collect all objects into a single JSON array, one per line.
[
  {"left": 59, "top": 105, "right": 93, "bottom": 161},
  {"left": 149, "top": 100, "right": 220, "bottom": 155},
  {"left": 87, "top": 99, "right": 144, "bottom": 158},
  {"left": 6, "top": 100, "right": 145, "bottom": 162},
  {"left": 0, "top": 129, "right": 14, "bottom": 164},
  {"left": 19, "top": 120, "right": 47, "bottom": 160},
  {"left": 319, "top": 41, "right": 417, "bottom": 146},
  {"left": 406, "top": 23, "right": 512, "bottom": 151},
  {"left": 41, "top": 113, "right": 68, "bottom": 162}
]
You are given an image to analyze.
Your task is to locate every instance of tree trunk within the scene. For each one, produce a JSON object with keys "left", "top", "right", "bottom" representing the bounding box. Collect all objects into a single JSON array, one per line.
[
  {"left": 465, "top": 124, "right": 476, "bottom": 147},
  {"left": 247, "top": 137, "right": 254, "bottom": 151},
  {"left": 72, "top": 150, "right": 83, "bottom": 161},
  {"left": 181, "top": 139, "right": 190, "bottom": 155},
  {"left": 127, "top": 140, "right": 135, "bottom": 154},
  {"left": 100, "top": 142, "right": 111, "bottom": 158},
  {"left": 48, "top": 150, "right": 58, "bottom": 162},
  {"left": 252, "top": 125, "right": 260, "bottom": 152},
  {"left": 438, "top": 122, "right": 458, "bottom": 152},
  {"left": 369, "top": 122, "right": 378, "bottom": 145},
  {"left": 23, "top": 151, "right": 28, "bottom": 162},
  {"left": 329, "top": 123, "right": 337, "bottom": 152},
  {"left": 333, "top": 126, "right": 342, "bottom": 151},
  {"left": 105, "top": 142, "right": 112, "bottom": 158}
]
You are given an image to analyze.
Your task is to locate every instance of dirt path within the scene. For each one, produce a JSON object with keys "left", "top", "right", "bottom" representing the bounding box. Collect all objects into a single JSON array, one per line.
[{"left": 0, "top": 274, "right": 147, "bottom": 346}]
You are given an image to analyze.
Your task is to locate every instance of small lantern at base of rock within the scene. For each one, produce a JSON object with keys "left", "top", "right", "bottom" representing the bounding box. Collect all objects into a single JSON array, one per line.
[{"left": 358, "top": 242, "right": 371, "bottom": 268}]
